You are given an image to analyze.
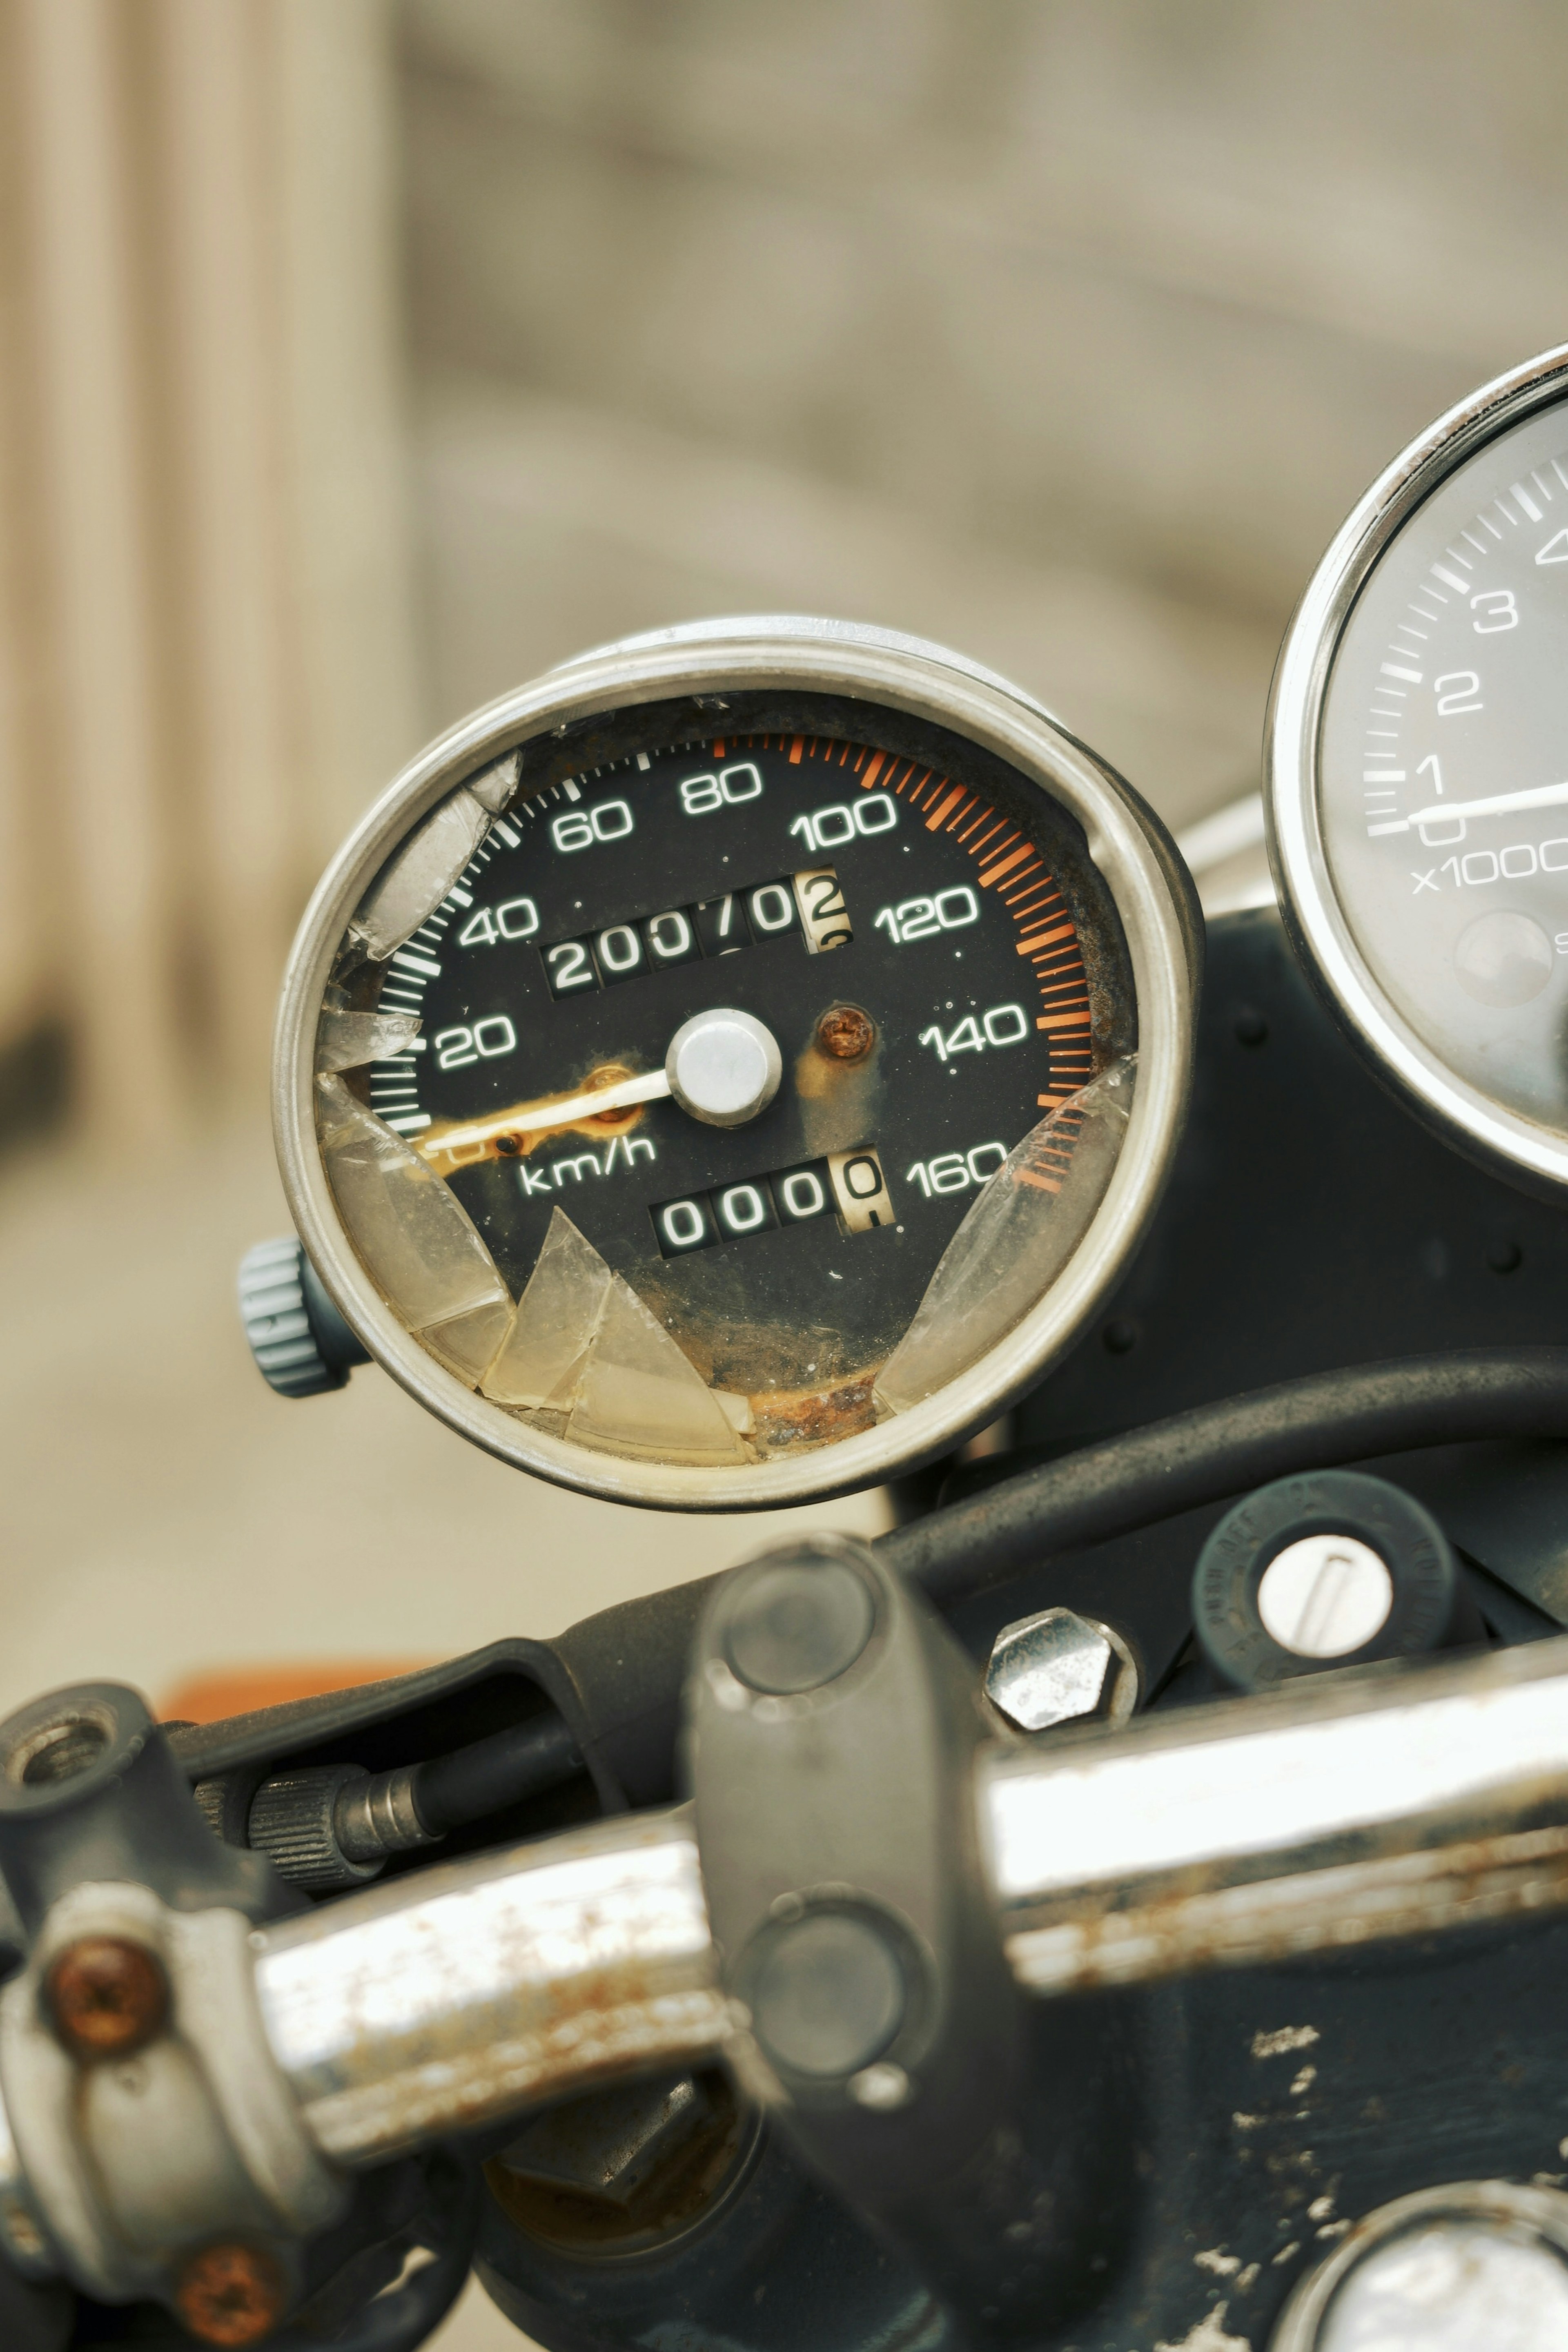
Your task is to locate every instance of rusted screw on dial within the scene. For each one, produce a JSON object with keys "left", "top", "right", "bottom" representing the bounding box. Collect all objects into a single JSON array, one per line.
[
  {"left": 45, "top": 1936, "right": 167, "bottom": 2060},
  {"left": 815, "top": 1005, "right": 876, "bottom": 1061},
  {"left": 174, "top": 2242, "right": 288, "bottom": 2348}
]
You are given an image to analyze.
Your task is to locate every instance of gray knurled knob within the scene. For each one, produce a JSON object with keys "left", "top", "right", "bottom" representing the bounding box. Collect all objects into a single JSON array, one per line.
[
  {"left": 238, "top": 1237, "right": 368, "bottom": 1398},
  {"left": 246, "top": 1763, "right": 385, "bottom": 1893}
]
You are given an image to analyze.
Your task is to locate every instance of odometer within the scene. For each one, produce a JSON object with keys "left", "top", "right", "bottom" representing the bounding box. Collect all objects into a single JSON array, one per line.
[
  {"left": 1271, "top": 343, "right": 1568, "bottom": 1192},
  {"left": 276, "top": 620, "right": 1198, "bottom": 1506}
]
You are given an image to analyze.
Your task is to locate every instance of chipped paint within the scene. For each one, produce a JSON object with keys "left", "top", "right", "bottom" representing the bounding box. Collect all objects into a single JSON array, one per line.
[
  {"left": 1289, "top": 2064, "right": 1317, "bottom": 2096},
  {"left": 1194, "top": 2247, "right": 1241, "bottom": 2276},
  {"left": 1252, "top": 2024, "right": 1320, "bottom": 2060},
  {"left": 1153, "top": 2302, "right": 1252, "bottom": 2352},
  {"left": 1315, "top": 2218, "right": 1351, "bottom": 2240},
  {"left": 1235, "top": 2264, "right": 1260, "bottom": 2293},
  {"left": 1232, "top": 2112, "right": 1261, "bottom": 2131},
  {"left": 1272, "top": 2241, "right": 1301, "bottom": 2266},
  {"left": 1307, "top": 2194, "right": 1336, "bottom": 2222}
]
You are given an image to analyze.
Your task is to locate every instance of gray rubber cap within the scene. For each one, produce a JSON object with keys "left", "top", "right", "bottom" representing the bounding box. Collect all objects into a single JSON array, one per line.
[{"left": 238, "top": 1237, "right": 369, "bottom": 1398}]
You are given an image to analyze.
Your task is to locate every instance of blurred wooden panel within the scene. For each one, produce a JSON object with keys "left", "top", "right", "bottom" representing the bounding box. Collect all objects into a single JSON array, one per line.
[
  {"left": 0, "top": 3, "right": 58, "bottom": 1068},
  {"left": 15, "top": 0, "right": 182, "bottom": 1144},
  {"left": 273, "top": 0, "right": 425, "bottom": 872},
  {"left": 153, "top": 0, "right": 298, "bottom": 1097},
  {"left": 0, "top": 0, "right": 422, "bottom": 1142}
]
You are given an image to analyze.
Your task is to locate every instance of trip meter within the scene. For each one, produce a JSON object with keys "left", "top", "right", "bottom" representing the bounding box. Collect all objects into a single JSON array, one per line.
[
  {"left": 1270, "top": 343, "right": 1568, "bottom": 1191},
  {"left": 276, "top": 620, "right": 1198, "bottom": 1506}
]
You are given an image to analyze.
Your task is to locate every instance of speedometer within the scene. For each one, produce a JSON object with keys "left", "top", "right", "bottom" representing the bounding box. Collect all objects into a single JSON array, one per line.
[
  {"left": 1270, "top": 343, "right": 1568, "bottom": 1191},
  {"left": 276, "top": 619, "right": 1197, "bottom": 1507}
]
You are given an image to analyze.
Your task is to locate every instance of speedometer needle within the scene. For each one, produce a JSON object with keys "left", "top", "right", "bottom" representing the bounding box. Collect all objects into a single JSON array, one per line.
[
  {"left": 1383, "top": 778, "right": 1568, "bottom": 832},
  {"left": 414, "top": 1007, "right": 787, "bottom": 1167},
  {"left": 425, "top": 1068, "right": 672, "bottom": 1157}
]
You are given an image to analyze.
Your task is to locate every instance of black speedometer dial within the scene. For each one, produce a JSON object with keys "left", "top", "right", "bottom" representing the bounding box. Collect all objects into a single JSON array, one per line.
[
  {"left": 279, "top": 622, "right": 1197, "bottom": 1507},
  {"left": 366, "top": 697, "right": 1118, "bottom": 1447}
]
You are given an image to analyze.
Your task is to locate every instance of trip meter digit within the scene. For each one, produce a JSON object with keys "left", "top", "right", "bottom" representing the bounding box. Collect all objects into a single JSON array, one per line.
[
  {"left": 276, "top": 620, "right": 1198, "bottom": 1507},
  {"left": 1270, "top": 343, "right": 1568, "bottom": 1190}
]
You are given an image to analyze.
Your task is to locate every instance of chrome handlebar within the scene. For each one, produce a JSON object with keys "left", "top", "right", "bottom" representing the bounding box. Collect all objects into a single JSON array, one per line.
[
  {"left": 244, "top": 1631, "right": 1568, "bottom": 2169},
  {"left": 7, "top": 1629, "right": 1568, "bottom": 2329}
]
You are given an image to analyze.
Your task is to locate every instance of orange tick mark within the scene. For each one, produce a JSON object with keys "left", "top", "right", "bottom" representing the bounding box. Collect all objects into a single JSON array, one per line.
[
  {"left": 1017, "top": 922, "right": 1074, "bottom": 954},
  {"left": 979, "top": 843, "right": 1033, "bottom": 888}
]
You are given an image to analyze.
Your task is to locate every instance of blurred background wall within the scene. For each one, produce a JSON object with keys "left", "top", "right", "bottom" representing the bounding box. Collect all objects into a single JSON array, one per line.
[{"left": 4, "top": 0, "right": 1568, "bottom": 1151}]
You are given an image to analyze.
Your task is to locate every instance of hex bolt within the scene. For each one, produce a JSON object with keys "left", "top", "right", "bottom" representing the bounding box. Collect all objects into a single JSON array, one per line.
[
  {"left": 487, "top": 2068, "right": 751, "bottom": 2256},
  {"left": 815, "top": 1004, "right": 876, "bottom": 1060},
  {"left": 497, "top": 2074, "right": 711, "bottom": 2209},
  {"left": 984, "top": 1607, "right": 1139, "bottom": 1734},
  {"left": 45, "top": 1936, "right": 168, "bottom": 2060},
  {"left": 174, "top": 2242, "right": 288, "bottom": 2348}
]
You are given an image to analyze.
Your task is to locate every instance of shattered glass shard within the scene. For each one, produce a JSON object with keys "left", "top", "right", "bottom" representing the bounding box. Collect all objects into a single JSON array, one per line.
[
  {"left": 419, "top": 1297, "right": 517, "bottom": 1384},
  {"left": 315, "top": 1009, "right": 422, "bottom": 1073},
  {"left": 483, "top": 1208, "right": 746, "bottom": 1462},
  {"left": 875, "top": 1057, "right": 1136, "bottom": 1414},
  {"left": 317, "top": 1075, "right": 514, "bottom": 1384},
  {"left": 481, "top": 1209, "right": 612, "bottom": 1408},
  {"left": 570, "top": 1273, "right": 746, "bottom": 1462},
  {"left": 466, "top": 748, "right": 522, "bottom": 815},
  {"left": 350, "top": 789, "right": 492, "bottom": 961}
]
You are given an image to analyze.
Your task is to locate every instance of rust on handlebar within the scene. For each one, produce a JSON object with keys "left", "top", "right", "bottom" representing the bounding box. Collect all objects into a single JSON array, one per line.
[
  {"left": 983, "top": 1632, "right": 1568, "bottom": 1993},
  {"left": 251, "top": 1806, "right": 726, "bottom": 2164}
]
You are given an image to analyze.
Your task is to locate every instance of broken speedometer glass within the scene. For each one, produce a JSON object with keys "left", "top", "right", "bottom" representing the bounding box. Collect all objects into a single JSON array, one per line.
[{"left": 278, "top": 620, "right": 1199, "bottom": 1506}]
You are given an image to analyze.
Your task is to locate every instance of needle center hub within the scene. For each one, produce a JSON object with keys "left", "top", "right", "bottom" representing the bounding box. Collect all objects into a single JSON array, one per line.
[{"left": 666, "top": 1009, "right": 783, "bottom": 1128}]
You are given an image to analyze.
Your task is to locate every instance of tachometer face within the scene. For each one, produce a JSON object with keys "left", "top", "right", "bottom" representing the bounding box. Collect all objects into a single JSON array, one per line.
[
  {"left": 1272, "top": 346, "right": 1568, "bottom": 1190},
  {"left": 277, "top": 623, "right": 1197, "bottom": 1506}
]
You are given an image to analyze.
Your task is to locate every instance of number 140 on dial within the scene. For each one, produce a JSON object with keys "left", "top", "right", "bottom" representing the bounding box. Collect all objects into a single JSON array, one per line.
[{"left": 919, "top": 1002, "right": 1028, "bottom": 1059}]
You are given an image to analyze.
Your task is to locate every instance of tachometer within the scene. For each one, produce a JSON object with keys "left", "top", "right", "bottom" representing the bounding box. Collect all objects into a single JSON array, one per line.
[
  {"left": 1270, "top": 342, "right": 1568, "bottom": 1191},
  {"left": 276, "top": 619, "right": 1198, "bottom": 1506}
]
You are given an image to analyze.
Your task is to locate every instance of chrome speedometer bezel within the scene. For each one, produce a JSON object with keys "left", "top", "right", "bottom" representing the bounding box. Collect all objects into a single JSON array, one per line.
[
  {"left": 1267, "top": 341, "right": 1568, "bottom": 1194},
  {"left": 274, "top": 617, "right": 1199, "bottom": 1511}
]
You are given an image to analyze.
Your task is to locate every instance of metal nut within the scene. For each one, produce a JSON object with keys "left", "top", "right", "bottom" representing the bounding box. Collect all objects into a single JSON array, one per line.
[
  {"left": 984, "top": 1607, "right": 1138, "bottom": 1733},
  {"left": 495, "top": 2074, "right": 711, "bottom": 2210},
  {"left": 486, "top": 2069, "right": 752, "bottom": 2258}
]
